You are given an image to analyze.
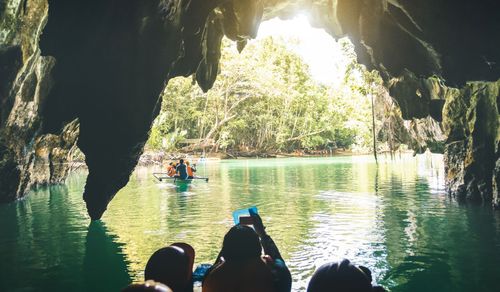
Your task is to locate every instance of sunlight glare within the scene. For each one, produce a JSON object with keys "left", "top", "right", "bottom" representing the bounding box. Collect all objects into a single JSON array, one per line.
[{"left": 256, "top": 15, "right": 350, "bottom": 86}]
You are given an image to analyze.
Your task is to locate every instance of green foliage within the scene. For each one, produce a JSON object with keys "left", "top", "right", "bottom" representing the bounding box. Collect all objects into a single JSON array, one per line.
[
  {"left": 148, "top": 36, "right": 381, "bottom": 153},
  {"left": 149, "top": 122, "right": 187, "bottom": 151}
]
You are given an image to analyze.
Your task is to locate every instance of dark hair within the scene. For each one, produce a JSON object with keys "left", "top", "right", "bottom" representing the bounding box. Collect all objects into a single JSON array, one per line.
[
  {"left": 122, "top": 281, "right": 172, "bottom": 292},
  {"left": 307, "top": 259, "right": 385, "bottom": 292},
  {"left": 179, "top": 159, "right": 184, "bottom": 164},
  {"left": 222, "top": 225, "right": 262, "bottom": 262},
  {"left": 145, "top": 246, "right": 191, "bottom": 292}
]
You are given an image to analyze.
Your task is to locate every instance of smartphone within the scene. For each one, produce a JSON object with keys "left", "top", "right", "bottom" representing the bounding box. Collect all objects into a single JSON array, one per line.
[
  {"left": 239, "top": 216, "right": 254, "bottom": 225},
  {"left": 232, "top": 206, "right": 258, "bottom": 225}
]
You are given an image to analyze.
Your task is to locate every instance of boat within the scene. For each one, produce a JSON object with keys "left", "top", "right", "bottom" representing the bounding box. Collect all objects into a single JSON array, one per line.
[{"left": 153, "top": 172, "right": 209, "bottom": 183}]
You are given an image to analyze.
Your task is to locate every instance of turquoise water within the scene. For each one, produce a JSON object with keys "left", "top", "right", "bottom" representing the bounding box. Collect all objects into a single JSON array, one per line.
[{"left": 1, "top": 155, "right": 500, "bottom": 292}]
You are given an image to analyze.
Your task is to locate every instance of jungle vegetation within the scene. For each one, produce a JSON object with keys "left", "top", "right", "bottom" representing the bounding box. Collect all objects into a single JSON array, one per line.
[{"left": 147, "top": 37, "right": 392, "bottom": 154}]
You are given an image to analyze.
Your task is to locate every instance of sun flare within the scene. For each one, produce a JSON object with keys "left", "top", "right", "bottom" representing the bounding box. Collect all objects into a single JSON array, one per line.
[{"left": 255, "top": 16, "right": 351, "bottom": 86}]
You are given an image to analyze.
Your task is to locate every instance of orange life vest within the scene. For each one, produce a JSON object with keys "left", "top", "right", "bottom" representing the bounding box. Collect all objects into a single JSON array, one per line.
[{"left": 167, "top": 165, "right": 176, "bottom": 177}]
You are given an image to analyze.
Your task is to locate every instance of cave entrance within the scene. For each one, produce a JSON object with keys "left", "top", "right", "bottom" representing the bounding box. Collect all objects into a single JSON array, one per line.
[{"left": 145, "top": 16, "right": 401, "bottom": 159}]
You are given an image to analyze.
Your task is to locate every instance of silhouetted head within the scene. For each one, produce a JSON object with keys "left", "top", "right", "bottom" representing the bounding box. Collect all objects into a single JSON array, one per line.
[
  {"left": 171, "top": 242, "right": 195, "bottom": 278},
  {"left": 179, "top": 159, "right": 184, "bottom": 164},
  {"left": 221, "top": 225, "right": 262, "bottom": 262},
  {"left": 307, "top": 259, "right": 386, "bottom": 292},
  {"left": 145, "top": 243, "right": 195, "bottom": 292},
  {"left": 122, "top": 280, "right": 172, "bottom": 292},
  {"left": 169, "top": 162, "right": 173, "bottom": 166}
]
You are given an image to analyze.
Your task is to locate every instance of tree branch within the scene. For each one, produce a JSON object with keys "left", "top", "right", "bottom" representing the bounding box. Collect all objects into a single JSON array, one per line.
[{"left": 286, "top": 129, "right": 326, "bottom": 142}]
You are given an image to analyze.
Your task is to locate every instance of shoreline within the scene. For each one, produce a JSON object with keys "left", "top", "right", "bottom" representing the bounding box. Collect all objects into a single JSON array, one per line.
[
  {"left": 137, "top": 149, "right": 416, "bottom": 166},
  {"left": 68, "top": 149, "right": 419, "bottom": 170}
]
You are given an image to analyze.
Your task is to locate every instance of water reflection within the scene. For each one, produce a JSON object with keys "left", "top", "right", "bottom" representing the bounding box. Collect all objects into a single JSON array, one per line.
[
  {"left": 176, "top": 183, "right": 191, "bottom": 193},
  {"left": 1, "top": 155, "right": 500, "bottom": 292},
  {"left": 0, "top": 182, "right": 131, "bottom": 292},
  {"left": 83, "top": 221, "right": 130, "bottom": 291}
]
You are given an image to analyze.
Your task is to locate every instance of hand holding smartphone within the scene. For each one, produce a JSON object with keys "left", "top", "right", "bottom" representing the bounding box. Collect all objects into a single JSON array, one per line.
[
  {"left": 232, "top": 206, "right": 258, "bottom": 225},
  {"left": 232, "top": 206, "right": 267, "bottom": 237},
  {"left": 249, "top": 208, "right": 266, "bottom": 237}
]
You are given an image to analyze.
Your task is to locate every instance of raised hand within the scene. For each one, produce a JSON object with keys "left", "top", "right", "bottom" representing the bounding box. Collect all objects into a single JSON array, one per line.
[{"left": 249, "top": 209, "right": 266, "bottom": 238}]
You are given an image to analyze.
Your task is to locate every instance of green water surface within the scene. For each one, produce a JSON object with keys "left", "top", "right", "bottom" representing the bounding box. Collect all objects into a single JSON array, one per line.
[{"left": 1, "top": 155, "right": 500, "bottom": 292}]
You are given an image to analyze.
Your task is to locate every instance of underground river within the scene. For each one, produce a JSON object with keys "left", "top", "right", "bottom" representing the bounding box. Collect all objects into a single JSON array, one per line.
[{"left": 1, "top": 155, "right": 500, "bottom": 292}]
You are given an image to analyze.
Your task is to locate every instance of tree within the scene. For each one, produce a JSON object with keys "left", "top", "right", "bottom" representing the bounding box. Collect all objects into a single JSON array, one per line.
[{"left": 147, "top": 36, "right": 380, "bottom": 154}]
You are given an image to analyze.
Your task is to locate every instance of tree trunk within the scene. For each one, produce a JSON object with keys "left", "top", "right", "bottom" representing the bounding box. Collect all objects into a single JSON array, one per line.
[{"left": 370, "top": 91, "right": 378, "bottom": 164}]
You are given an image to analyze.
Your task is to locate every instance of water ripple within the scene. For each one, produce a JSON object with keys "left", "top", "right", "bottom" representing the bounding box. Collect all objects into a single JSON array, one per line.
[{"left": 2, "top": 155, "right": 500, "bottom": 292}]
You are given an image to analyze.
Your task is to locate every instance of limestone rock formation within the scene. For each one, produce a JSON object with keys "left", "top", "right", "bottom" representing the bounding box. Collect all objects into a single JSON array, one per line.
[
  {"left": 0, "top": 0, "right": 79, "bottom": 203},
  {"left": 402, "top": 117, "right": 446, "bottom": 155},
  {"left": 442, "top": 81, "right": 500, "bottom": 203},
  {"left": 375, "top": 83, "right": 447, "bottom": 154},
  {"left": 493, "top": 151, "right": 500, "bottom": 209},
  {"left": 1, "top": 0, "right": 499, "bottom": 219}
]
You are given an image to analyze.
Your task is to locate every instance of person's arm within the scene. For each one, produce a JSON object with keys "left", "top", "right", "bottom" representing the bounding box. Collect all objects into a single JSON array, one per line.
[
  {"left": 250, "top": 211, "right": 292, "bottom": 292},
  {"left": 250, "top": 210, "right": 284, "bottom": 260},
  {"left": 202, "top": 249, "right": 224, "bottom": 285}
]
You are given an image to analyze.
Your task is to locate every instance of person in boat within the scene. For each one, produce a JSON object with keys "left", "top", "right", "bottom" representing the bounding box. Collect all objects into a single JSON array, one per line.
[
  {"left": 175, "top": 159, "right": 189, "bottom": 180},
  {"left": 307, "top": 259, "right": 386, "bottom": 292},
  {"left": 145, "top": 243, "right": 195, "bottom": 292},
  {"left": 122, "top": 281, "right": 173, "bottom": 292},
  {"left": 167, "top": 162, "right": 176, "bottom": 177},
  {"left": 186, "top": 161, "right": 196, "bottom": 179},
  {"left": 202, "top": 211, "right": 292, "bottom": 292}
]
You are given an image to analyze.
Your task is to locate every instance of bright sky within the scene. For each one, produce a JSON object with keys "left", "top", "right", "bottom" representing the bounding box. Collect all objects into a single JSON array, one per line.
[{"left": 255, "top": 16, "right": 351, "bottom": 86}]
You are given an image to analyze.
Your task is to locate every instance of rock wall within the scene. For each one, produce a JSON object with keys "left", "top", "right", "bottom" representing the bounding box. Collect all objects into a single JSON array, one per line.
[
  {"left": 1, "top": 0, "right": 499, "bottom": 218},
  {"left": 376, "top": 80, "right": 447, "bottom": 154},
  {"left": 0, "top": 0, "right": 80, "bottom": 203},
  {"left": 443, "top": 80, "right": 500, "bottom": 204}
]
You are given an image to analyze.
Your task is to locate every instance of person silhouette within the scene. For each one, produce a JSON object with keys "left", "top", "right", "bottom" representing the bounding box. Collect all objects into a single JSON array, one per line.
[
  {"left": 145, "top": 243, "right": 195, "bottom": 292},
  {"left": 307, "top": 259, "right": 386, "bottom": 292},
  {"left": 122, "top": 280, "right": 173, "bottom": 292},
  {"left": 203, "top": 211, "right": 291, "bottom": 292}
]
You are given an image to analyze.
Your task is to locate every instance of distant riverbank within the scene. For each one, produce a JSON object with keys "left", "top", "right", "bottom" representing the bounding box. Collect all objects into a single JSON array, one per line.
[
  {"left": 136, "top": 148, "right": 411, "bottom": 166},
  {"left": 68, "top": 148, "right": 412, "bottom": 170},
  {"left": 138, "top": 149, "right": 348, "bottom": 166}
]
